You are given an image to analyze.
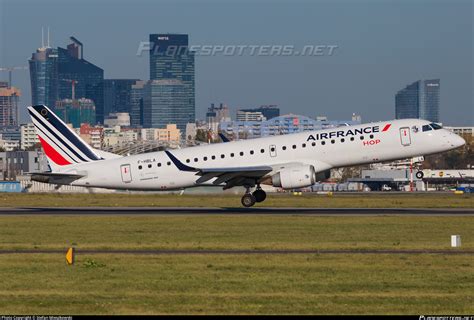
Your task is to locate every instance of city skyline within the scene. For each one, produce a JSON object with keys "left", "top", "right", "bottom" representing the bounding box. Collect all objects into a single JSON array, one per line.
[{"left": 0, "top": 0, "right": 472, "bottom": 126}]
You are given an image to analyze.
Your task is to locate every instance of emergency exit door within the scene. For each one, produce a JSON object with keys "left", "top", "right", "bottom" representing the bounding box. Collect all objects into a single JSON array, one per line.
[
  {"left": 399, "top": 127, "right": 411, "bottom": 146},
  {"left": 269, "top": 144, "right": 277, "bottom": 157},
  {"left": 121, "top": 164, "right": 132, "bottom": 183}
]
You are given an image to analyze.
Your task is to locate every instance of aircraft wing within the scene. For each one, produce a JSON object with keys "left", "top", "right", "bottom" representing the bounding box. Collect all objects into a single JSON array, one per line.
[
  {"left": 165, "top": 150, "right": 273, "bottom": 188},
  {"left": 29, "top": 172, "right": 85, "bottom": 184}
]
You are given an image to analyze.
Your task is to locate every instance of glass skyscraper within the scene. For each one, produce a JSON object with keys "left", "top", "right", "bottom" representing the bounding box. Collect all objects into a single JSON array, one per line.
[
  {"left": 130, "top": 80, "right": 146, "bottom": 127},
  {"left": 395, "top": 79, "right": 440, "bottom": 123},
  {"left": 57, "top": 44, "right": 104, "bottom": 124},
  {"left": 29, "top": 47, "right": 59, "bottom": 109},
  {"left": 142, "top": 80, "right": 191, "bottom": 130},
  {"left": 104, "top": 79, "right": 140, "bottom": 117},
  {"left": 29, "top": 37, "right": 104, "bottom": 124},
  {"left": 148, "top": 34, "right": 195, "bottom": 131}
]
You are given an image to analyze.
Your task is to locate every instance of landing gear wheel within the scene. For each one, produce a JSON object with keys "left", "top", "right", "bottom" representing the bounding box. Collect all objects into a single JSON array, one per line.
[
  {"left": 253, "top": 189, "right": 266, "bottom": 202},
  {"left": 241, "top": 193, "right": 256, "bottom": 207},
  {"left": 415, "top": 171, "right": 424, "bottom": 179}
]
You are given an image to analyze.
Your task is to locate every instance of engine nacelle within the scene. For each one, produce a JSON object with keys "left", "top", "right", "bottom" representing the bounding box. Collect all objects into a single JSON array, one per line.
[{"left": 271, "top": 165, "right": 317, "bottom": 189}]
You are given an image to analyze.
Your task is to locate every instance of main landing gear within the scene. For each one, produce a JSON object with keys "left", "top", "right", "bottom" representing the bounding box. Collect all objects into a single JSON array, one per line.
[{"left": 241, "top": 185, "right": 267, "bottom": 207}]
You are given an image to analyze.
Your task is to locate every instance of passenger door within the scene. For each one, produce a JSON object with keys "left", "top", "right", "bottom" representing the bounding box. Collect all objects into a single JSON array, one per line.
[
  {"left": 120, "top": 164, "right": 132, "bottom": 183},
  {"left": 399, "top": 127, "right": 411, "bottom": 146}
]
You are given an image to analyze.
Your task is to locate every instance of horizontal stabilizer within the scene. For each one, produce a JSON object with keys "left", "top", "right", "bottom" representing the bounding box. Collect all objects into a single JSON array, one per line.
[{"left": 29, "top": 172, "right": 85, "bottom": 184}]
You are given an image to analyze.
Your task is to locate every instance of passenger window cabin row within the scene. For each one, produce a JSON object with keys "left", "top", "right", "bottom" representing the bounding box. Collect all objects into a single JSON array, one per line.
[{"left": 137, "top": 134, "right": 375, "bottom": 170}]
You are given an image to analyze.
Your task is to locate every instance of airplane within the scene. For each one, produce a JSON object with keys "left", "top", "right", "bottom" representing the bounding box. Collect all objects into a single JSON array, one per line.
[{"left": 28, "top": 105, "right": 465, "bottom": 207}]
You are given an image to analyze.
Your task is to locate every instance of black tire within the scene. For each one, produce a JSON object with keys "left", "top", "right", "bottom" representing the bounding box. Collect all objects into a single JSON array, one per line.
[
  {"left": 241, "top": 193, "right": 256, "bottom": 207},
  {"left": 416, "top": 171, "right": 424, "bottom": 179},
  {"left": 253, "top": 189, "right": 267, "bottom": 202}
]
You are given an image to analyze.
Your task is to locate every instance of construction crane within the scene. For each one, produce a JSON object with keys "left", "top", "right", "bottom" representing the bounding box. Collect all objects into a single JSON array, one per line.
[
  {"left": 61, "top": 79, "right": 79, "bottom": 100},
  {"left": 0, "top": 66, "right": 28, "bottom": 88}
]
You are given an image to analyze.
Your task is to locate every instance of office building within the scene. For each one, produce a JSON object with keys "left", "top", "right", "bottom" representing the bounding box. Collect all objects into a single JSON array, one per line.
[
  {"left": 395, "top": 79, "right": 440, "bottom": 123},
  {"left": 239, "top": 105, "right": 280, "bottom": 120},
  {"left": 104, "top": 113, "right": 131, "bottom": 127},
  {"left": 236, "top": 110, "right": 266, "bottom": 122},
  {"left": 130, "top": 80, "right": 146, "bottom": 127},
  {"left": 57, "top": 37, "right": 104, "bottom": 123},
  {"left": 103, "top": 127, "right": 138, "bottom": 148},
  {"left": 206, "top": 103, "right": 231, "bottom": 123},
  {"left": 0, "top": 81, "right": 21, "bottom": 127},
  {"left": 29, "top": 45, "right": 59, "bottom": 109},
  {"left": 142, "top": 79, "right": 191, "bottom": 132},
  {"left": 29, "top": 36, "right": 104, "bottom": 123},
  {"left": 0, "top": 127, "right": 20, "bottom": 141},
  {"left": 149, "top": 34, "right": 195, "bottom": 129},
  {"left": 141, "top": 125, "right": 181, "bottom": 143},
  {"left": 0, "top": 150, "right": 49, "bottom": 180},
  {"left": 206, "top": 103, "right": 231, "bottom": 133},
  {"left": 104, "top": 79, "right": 139, "bottom": 117},
  {"left": 79, "top": 123, "right": 103, "bottom": 149},
  {"left": 20, "top": 123, "right": 40, "bottom": 150}
]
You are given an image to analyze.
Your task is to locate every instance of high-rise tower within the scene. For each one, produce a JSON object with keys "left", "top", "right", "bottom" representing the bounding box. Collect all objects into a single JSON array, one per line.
[
  {"left": 395, "top": 79, "right": 440, "bottom": 123},
  {"left": 148, "top": 34, "right": 195, "bottom": 131}
]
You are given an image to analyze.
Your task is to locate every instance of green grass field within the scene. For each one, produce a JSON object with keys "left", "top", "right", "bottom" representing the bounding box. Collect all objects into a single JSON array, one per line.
[
  {"left": 1, "top": 253, "right": 472, "bottom": 314},
  {"left": 0, "top": 192, "right": 472, "bottom": 208},
  {"left": 0, "top": 214, "right": 473, "bottom": 314}
]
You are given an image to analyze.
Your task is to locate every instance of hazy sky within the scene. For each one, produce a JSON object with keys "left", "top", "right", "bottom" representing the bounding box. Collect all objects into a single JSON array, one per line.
[{"left": 0, "top": 0, "right": 472, "bottom": 125}]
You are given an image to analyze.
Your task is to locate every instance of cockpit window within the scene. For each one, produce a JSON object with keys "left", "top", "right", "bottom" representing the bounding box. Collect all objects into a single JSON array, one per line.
[
  {"left": 430, "top": 123, "right": 442, "bottom": 130},
  {"left": 422, "top": 125, "right": 432, "bottom": 132}
]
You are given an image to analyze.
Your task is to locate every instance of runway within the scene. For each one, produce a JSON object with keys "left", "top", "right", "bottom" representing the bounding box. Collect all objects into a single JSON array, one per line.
[{"left": 0, "top": 207, "right": 473, "bottom": 216}]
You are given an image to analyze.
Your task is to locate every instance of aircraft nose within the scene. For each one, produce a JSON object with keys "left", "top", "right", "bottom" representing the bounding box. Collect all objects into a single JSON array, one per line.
[
  {"left": 445, "top": 131, "right": 466, "bottom": 148},
  {"left": 453, "top": 134, "right": 466, "bottom": 148}
]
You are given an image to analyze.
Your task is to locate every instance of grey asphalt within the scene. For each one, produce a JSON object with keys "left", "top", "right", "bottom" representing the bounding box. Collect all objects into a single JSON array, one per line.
[{"left": 0, "top": 207, "right": 473, "bottom": 216}]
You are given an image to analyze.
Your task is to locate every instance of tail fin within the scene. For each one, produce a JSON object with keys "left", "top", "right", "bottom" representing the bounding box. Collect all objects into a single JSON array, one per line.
[{"left": 27, "top": 105, "right": 103, "bottom": 170}]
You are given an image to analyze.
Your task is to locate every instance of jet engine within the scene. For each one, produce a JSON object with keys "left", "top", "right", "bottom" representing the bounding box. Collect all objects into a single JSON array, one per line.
[{"left": 270, "top": 165, "right": 329, "bottom": 189}]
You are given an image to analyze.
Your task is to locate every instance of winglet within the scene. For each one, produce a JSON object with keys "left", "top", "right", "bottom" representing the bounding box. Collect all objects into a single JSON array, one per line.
[{"left": 165, "top": 150, "right": 198, "bottom": 172}]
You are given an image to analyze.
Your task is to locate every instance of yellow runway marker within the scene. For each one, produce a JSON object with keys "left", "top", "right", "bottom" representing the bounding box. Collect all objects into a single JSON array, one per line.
[{"left": 66, "top": 247, "right": 74, "bottom": 265}]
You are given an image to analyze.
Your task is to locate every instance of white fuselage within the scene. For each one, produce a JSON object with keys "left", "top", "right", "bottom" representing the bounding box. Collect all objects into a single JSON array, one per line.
[{"left": 55, "top": 119, "right": 465, "bottom": 190}]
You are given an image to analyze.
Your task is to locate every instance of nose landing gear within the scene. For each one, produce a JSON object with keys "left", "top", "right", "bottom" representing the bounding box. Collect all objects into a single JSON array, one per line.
[{"left": 241, "top": 185, "right": 267, "bottom": 207}]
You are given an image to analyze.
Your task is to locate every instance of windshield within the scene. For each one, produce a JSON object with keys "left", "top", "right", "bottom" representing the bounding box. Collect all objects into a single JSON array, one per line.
[
  {"left": 422, "top": 125, "right": 432, "bottom": 132},
  {"left": 430, "top": 123, "right": 443, "bottom": 130}
]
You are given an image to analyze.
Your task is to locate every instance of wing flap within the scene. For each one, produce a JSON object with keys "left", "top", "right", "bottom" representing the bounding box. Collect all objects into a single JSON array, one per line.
[{"left": 200, "top": 166, "right": 273, "bottom": 173}]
